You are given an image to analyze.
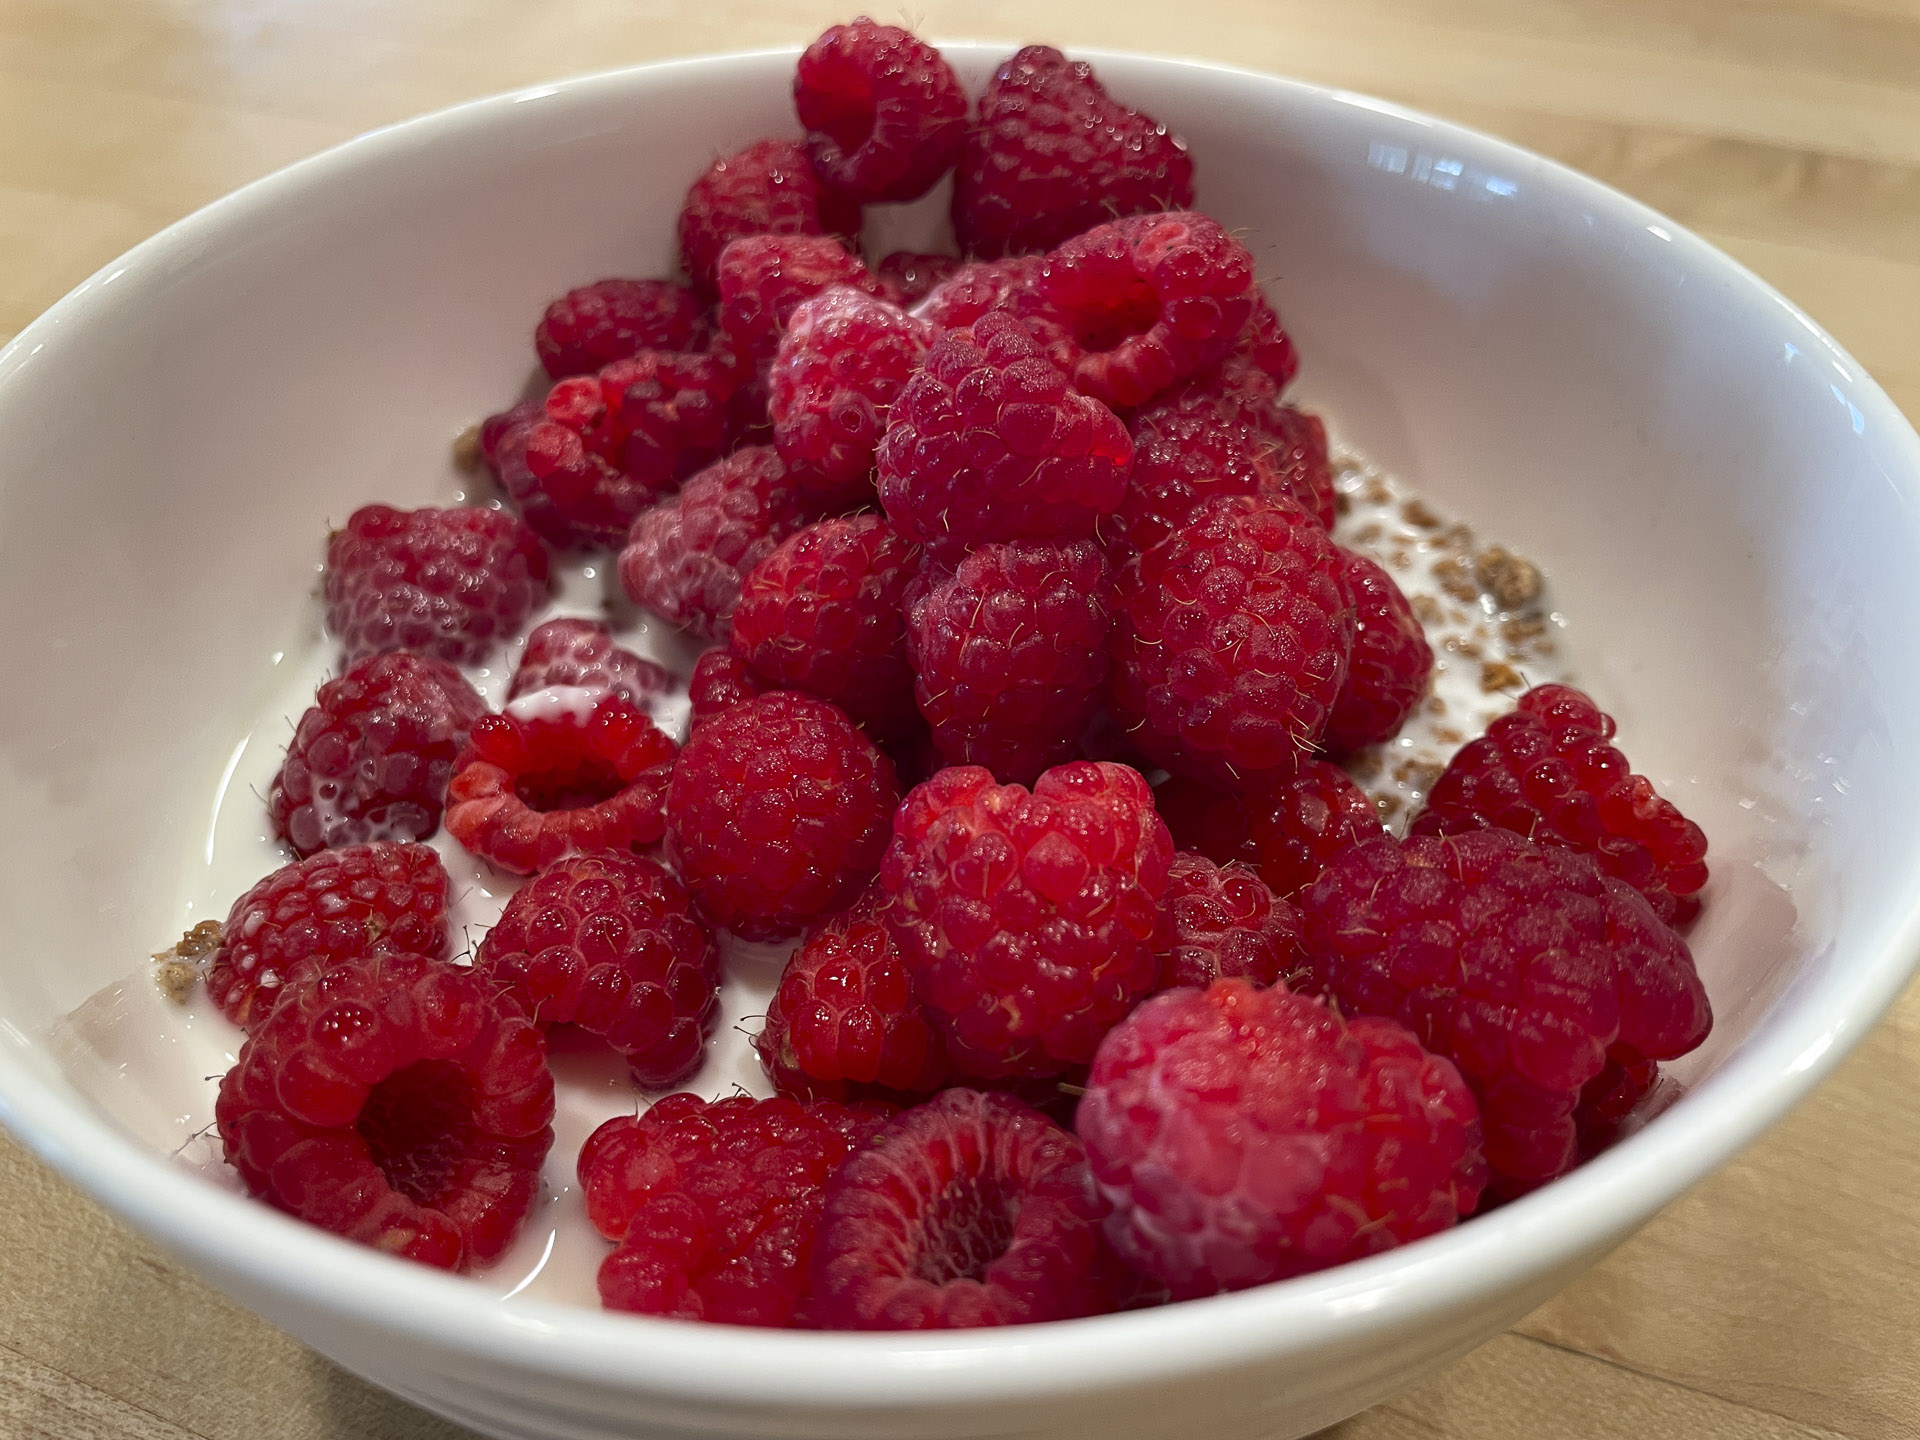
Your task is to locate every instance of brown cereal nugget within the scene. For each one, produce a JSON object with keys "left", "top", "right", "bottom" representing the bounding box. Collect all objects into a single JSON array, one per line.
[{"left": 1476, "top": 545, "right": 1543, "bottom": 610}]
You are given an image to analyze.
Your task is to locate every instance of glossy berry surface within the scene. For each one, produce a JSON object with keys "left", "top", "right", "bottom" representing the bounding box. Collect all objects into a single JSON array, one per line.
[
  {"left": 677, "top": 138, "right": 861, "bottom": 297},
  {"left": 534, "top": 278, "right": 706, "bottom": 379},
  {"left": 508, "top": 617, "right": 670, "bottom": 710},
  {"left": 1323, "top": 552, "right": 1433, "bottom": 754},
  {"left": 794, "top": 19, "right": 969, "bottom": 204},
  {"left": 1155, "top": 851, "right": 1301, "bottom": 992}
]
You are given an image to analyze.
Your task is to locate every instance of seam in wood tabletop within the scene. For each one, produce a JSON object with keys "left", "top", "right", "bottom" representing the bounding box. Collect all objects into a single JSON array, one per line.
[{"left": 2, "top": 2, "right": 1917, "bottom": 1438}]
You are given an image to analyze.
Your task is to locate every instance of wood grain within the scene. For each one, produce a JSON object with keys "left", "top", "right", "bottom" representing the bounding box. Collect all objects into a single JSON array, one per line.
[{"left": 2, "top": 2, "right": 1918, "bottom": 1436}]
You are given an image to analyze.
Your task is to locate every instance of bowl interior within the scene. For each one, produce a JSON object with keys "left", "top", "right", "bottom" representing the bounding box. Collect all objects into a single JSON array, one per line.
[{"left": 2, "top": 40, "right": 1919, "bottom": 1427}]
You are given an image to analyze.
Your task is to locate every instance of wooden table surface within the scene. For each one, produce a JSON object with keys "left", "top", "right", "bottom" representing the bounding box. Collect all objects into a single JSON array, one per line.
[{"left": 3, "top": 1, "right": 1918, "bottom": 1437}]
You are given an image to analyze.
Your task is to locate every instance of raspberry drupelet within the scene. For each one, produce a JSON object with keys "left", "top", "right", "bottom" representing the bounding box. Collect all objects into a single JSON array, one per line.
[
  {"left": 910, "top": 255, "right": 1047, "bottom": 333},
  {"left": 534, "top": 278, "right": 707, "bottom": 379},
  {"left": 881, "top": 761, "right": 1174, "bottom": 1079},
  {"left": 715, "top": 234, "right": 887, "bottom": 390},
  {"left": 443, "top": 693, "right": 678, "bottom": 875},
  {"left": 548, "top": 346, "right": 739, "bottom": 499},
  {"left": 769, "top": 286, "right": 932, "bottom": 507},
  {"left": 728, "top": 514, "right": 922, "bottom": 741},
  {"left": 686, "top": 648, "right": 762, "bottom": 729},
  {"left": 323, "top": 504, "right": 550, "bottom": 667},
  {"left": 1410, "top": 683, "right": 1711, "bottom": 927},
  {"left": 666, "top": 692, "right": 900, "bottom": 940},
  {"left": 206, "top": 842, "right": 451, "bottom": 1030},
  {"left": 1155, "top": 851, "right": 1302, "bottom": 991},
  {"left": 810, "top": 1088, "right": 1128, "bottom": 1328},
  {"left": 479, "top": 400, "right": 668, "bottom": 553},
  {"left": 1109, "top": 493, "right": 1355, "bottom": 784},
  {"left": 1324, "top": 551, "right": 1435, "bottom": 754},
  {"left": 269, "top": 652, "right": 488, "bottom": 859},
  {"left": 618, "top": 445, "right": 816, "bottom": 640},
  {"left": 1293, "top": 829, "right": 1712, "bottom": 1196},
  {"left": 953, "top": 46, "right": 1194, "bottom": 259},
  {"left": 905, "top": 537, "right": 1112, "bottom": 784},
  {"left": 474, "top": 853, "right": 719, "bottom": 1089},
  {"left": 508, "top": 617, "right": 670, "bottom": 711},
  {"left": 1079, "top": 978, "right": 1486, "bottom": 1298},
  {"left": 581, "top": 1093, "right": 891, "bottom": 1327},
  {"left": 876, "top": 310, "right": 1132, "bottom": 564},
  {"left": 755, "top": 889, "right": 950, "bottom": 1102},
  {"left": 677, "top": 138, "right": 861, "bottom": 298},
  {"left": 794, "top": 19, "right": 970, "bottom": 204},
  {"left": 215, "top": 949, "right": 554, "bottom": 1271},
  {"left": 1037, "top": 211, "right": 1258, "bottom": 411},
  {"left": 876, "top": 250, "right": 961, "bottom": 305},
  {"left": 1152, "top": 761, "right": 1387, "bottom": 898}
]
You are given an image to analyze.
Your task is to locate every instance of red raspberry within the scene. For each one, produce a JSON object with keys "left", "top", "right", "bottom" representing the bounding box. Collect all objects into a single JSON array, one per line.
[
  {"left": 480, "top": 401, "right": 667, "bottom": 553},
  {"left": 1037, "top": 212, "right": 1256, "bottom": 410},
  {"left": 617, "top": 446, "right": 815, "bottom": 640},
  {"left": 756, "top": 891, "right": 950, "bottom": 1101},
  {"left": 677, "top": 138, "right": 861, "bottom": 298},
  {"left": 876, "top": 311, "right": 1132, "bottom": 563},
  {"left": 1155, "top": 852, "right": 1301, "bottom": 991},
  {"left": 1324, "top": 553, "right": 1433, "bottom": 753},
  {"left": 1109, "top": 494, "right": 1354, "bottom": 783},
  {"left": 728, "top": 515, "right": 921, "bottom": 740},
  {"left": 206, "top": 842, "right": 451, "bottom": 1029},
  {"left": 881, "top": 761, "right": 1173, "bottom": 1078},
  {"left": 1263, "top": 405, "right": 1336, "bottom": 532},
  {"left": 1410, "top": 685, "right": 1711, "bottom": 928},
  {"left": 215, "top": 950, "right": 553, "bottom": 1270},
  {"left": 1293, "top": 829, "right": 1712, "bottom": 1196},
  {"left": 552, "top": 348, "right": 738, "bottom": 494},
  {"left": 534, "top": 278, "right": 706, "bottom": 379},
  {"left": 716, "top": 234, "right": 885, "bottom": 386},
  {"left": 1575, "top": 1045, "right": 1662, "bottom": 1158},
  {"left": 444, "top": 694, "right": 678, "bottom": 875},
  {"left": 581, "top": 1093, "right": 889, "bottom": 1327},
  {"left": 952, "top": 46, "right": 1194, "bottom": 259},
  {"left": 474, "top": 853, "right": 719, "bottom": 1088},
  {"left": 769, "top": 286, "right": 932, "bottom": 505},
  {"left": 666, "top": 692, "right": 900, "bottom": 940},
  {"left": 1080, "top": 979, "right": 1485, "bottom": 1298},
  {"left": 910, "top": 255, "right": 1046, "bottom": 332},
  {"left": 905, "top": 538, "right": 1111, "bottom": 784},
  {"left": 1153, "top": 763, "right": 1386, "bottom": 900},
  {"left": 508, "top": 617, "right": 670, "bottom": 710},
  {"left": 794, "top": 19, "right": 969, "bottom": 204},
  {"left": 812, "top": 1088, "right": 1128, "bottom": 1328},
  {"left": 876, "top": 250, "right": 961, "bottom": 305},
  {"left": 687, "top": 647, "right": 762, "bottom": 729},
  {"left": 1220, "top": 290, "right": 1301, "bottom": 399},
  {"left": 323, "top": 504, "right": 550, "bottom": 667},
  {"left": 268, "top": 653, "right": 488, "bottom": 859}
]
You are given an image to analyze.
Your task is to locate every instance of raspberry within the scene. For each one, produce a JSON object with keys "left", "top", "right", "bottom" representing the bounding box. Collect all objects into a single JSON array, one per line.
[
  {"left": 1109, "top": 494, "right": 1354, "bottom": 783},
  {"left": 1115, "top": 383, "right": 1334, "bottom": 559},
  {"left": 910, "top": 255, "right": 1046, "bottom": 332},
  {"left": 1222, "top": 291, "right": 1301, "bottom": 399},
  {"left": 1410, "top": 685, "right": 1711, "bottom": 927},
  {"left": 1324, "top": 553, "right": 1433, "bottom": 753},
  {"left": 811, "top": 1088, "right": 1126, "bottom": 1328},
  {"left": 617, "top": 446, "right": 815, "bottom": 640},
  {"left": 534, "top": 278, "right": 707, "bottom": 379},
  {"left": 794, "top": 19, "right": 969, "bottom": 204},
  {"left": 1155, "top": 852, "right": 1301, "bottom": 991},
  {"left": 1263, "top": 405, "right": 1336, "bottom": 532},
  {"left": 876, "top": 250, "right": 961, "bottom": 305},
  {"left": 480, "top": 401, "right": 668, "bottom": 552},
  {"left": 1079, "top": 979, "right": 1485, "bottom": 1298},
  {"left": 1037, "top": 212, "right": 1256, "bottom": 410},
  {"left": 666, "top": 692, "right": 900, "bottom": 940},
  {"left": 268, "top": 653, "right": 488, "bottom": 859},
  {"left": 756, "top": 891, "right": 950, "bottom": 1101},
  {"left": 215, "top": 949, "right": 553, "bottom": 1270},
  {"left": 677, "top": 138, "right": 861, "bottom": 298},
  {"left": 552, "top": 348, "right": 738, "bottom": 495},
  {"left": 508, "top": 617, "right": 670, "bottom": 711},
  {"left": 687, "top": 647, "right": 762, "bottom": 728},
  {"left": 952, "top": 46, "right": 1194, "bottom": 259},
  {"left": 323, "top": 504, "right": 550, "bottom": 667},
  {"left": 1293, "top": 829, "right": 1712, "bottom": 1195},
  {"left": 769, "top": 286, "right": 932, "bottom": 505},
  {"left": 881, "top": 761, "right": 1173, "bottom": 1078},
  {"left": 1245, "top": 761, "right": 1388, "bottom": 897},
  {"left": 905, "top": 538, "right": 1111, "bottom": 784},
  {"left": 206, "top": 842, "right": 451, "bottom": 1029},
  {"left": 876, "top": 310, "right": 1132, "bottom": 563},
  {"left": 474, "top": 853, "right": 719, "bottom": 1088},
  {"left": 444, "top": 694, "right": 678, "bottom": 875},
  {"left": 581, "top": 1093, "right": 888, "bottom": 1326},
  {"left": 716, "top": 234, "right": 885, "bottom": 388},
  {"left": 1576, "top": 1045, "right": 1662, "bottom": 1158},
  {"left": 728, "top": 514, "right": 921, "bottom": 740}
]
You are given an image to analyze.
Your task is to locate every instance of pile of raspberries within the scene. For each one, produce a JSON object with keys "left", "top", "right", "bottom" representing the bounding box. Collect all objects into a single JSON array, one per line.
[{"left": 206, "top": 20, "right": 1713, "bottom": 1326}]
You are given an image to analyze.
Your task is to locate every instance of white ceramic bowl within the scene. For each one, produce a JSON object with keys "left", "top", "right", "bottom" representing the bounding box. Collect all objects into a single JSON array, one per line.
[{"left": 3, "top": 43, "right": 1919, "bottom": 1440}]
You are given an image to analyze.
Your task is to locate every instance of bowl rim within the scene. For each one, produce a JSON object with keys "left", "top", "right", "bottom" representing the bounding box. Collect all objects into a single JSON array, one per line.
[{"left": 4, "top": 41, "right": 1920, "bottom": 1412}]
